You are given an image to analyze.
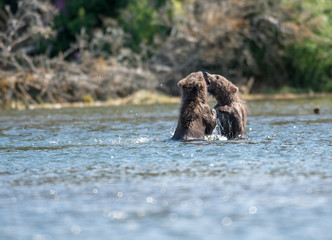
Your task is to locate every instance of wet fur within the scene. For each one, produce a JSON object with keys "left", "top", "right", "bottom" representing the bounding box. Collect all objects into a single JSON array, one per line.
[
  {"left": 204, "top": 72, "right": 247, "bottom": 139},
  {"left": 172, "top": 72, "right": 216, "bottom": 141}
]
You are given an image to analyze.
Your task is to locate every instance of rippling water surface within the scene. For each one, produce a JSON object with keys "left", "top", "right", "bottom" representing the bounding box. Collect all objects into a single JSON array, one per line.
[{"left": 1, "top": 98, "right": 332, "bottom": 240}]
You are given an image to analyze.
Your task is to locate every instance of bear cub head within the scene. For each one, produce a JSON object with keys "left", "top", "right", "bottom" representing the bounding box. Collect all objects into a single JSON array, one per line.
[
  {"left": 178, "top": 71, "right": 210, "bottom": 102},
  {"left": 203, "top": 72, "right": 239, "bottom": 105}
]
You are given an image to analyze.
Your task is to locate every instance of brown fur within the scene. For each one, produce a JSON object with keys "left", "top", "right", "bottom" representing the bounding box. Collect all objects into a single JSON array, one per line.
[
  {"left": 203, "top": 72, "right": 247, "bottom": 139},
  {"left": 172, "top": 72, "right": 216, "bottom": 141}
]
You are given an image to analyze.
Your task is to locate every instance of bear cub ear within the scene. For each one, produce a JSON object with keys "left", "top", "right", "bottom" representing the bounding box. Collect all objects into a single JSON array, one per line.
[
  {"left": 178, "top": 78, "right": 186, "bottom": 88},
  {"left": 230, "top": 85, "right": 238, "bottom": 94}
]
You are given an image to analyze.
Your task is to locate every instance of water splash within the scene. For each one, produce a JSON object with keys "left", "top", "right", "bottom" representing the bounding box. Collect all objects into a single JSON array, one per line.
[
  {"left": 216, "top": 118, "right": 222, "bottom": 135},
  {"left": 215, "top": 114, "right": 233, "bottom": 139},
  {"left": 206, "top": 134, "right": 228, "bottom": 141},
  {"left": 131, "top": 137, "right": 151, "bottom": 144}
]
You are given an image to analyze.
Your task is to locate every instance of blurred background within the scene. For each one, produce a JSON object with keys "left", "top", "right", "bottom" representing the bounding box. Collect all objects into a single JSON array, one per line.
[{"left": 0, "top": 0, "right": 331, "bottom": 107}]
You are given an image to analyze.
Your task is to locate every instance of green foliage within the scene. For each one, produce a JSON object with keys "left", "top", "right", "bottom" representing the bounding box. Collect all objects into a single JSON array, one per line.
[
  {"left": 51, "top": 0, "right": 171, "bottom": 55},
  {"left": 52, "top": 0, "right": 130, "bottom": 55},
  {"left": 284, "top": 42, "right": 332, "bottom": 92},
  {"left": 282, "top": 0, "right": 332, "bottom": 92},
  {"left": 286, "top": 41, "right": 332, "bottom": 91},
  {"left": 119, "top": 0, "right": 171, "bottom": 52},
  {"left": 0, "top": 0, "right": 17, "bottom": 11}
]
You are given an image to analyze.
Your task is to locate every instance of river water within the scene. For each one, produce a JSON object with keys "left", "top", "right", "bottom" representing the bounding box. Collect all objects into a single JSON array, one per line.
[{"left": 1, "top": 97, "right": 332, "bottom": 240}]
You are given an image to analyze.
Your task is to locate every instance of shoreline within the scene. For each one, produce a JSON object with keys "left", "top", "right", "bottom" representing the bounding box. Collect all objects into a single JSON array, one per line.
[{"left": 2, "top": 90, "right": 332, "bottom": 110}]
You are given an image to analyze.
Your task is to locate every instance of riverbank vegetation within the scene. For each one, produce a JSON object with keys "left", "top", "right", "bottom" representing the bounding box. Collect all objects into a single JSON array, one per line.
[{"left": 0, "top": 0, "right": 331, "bottom": 108}]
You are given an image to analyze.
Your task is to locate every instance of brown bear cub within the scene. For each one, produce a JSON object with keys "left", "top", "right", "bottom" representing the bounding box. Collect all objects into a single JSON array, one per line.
[
  {"left": 203, "top": 72, "right": 247, "bottom": 139},
  {"left": 171, "top": 72, "right": 217, "bottom": 141}
]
